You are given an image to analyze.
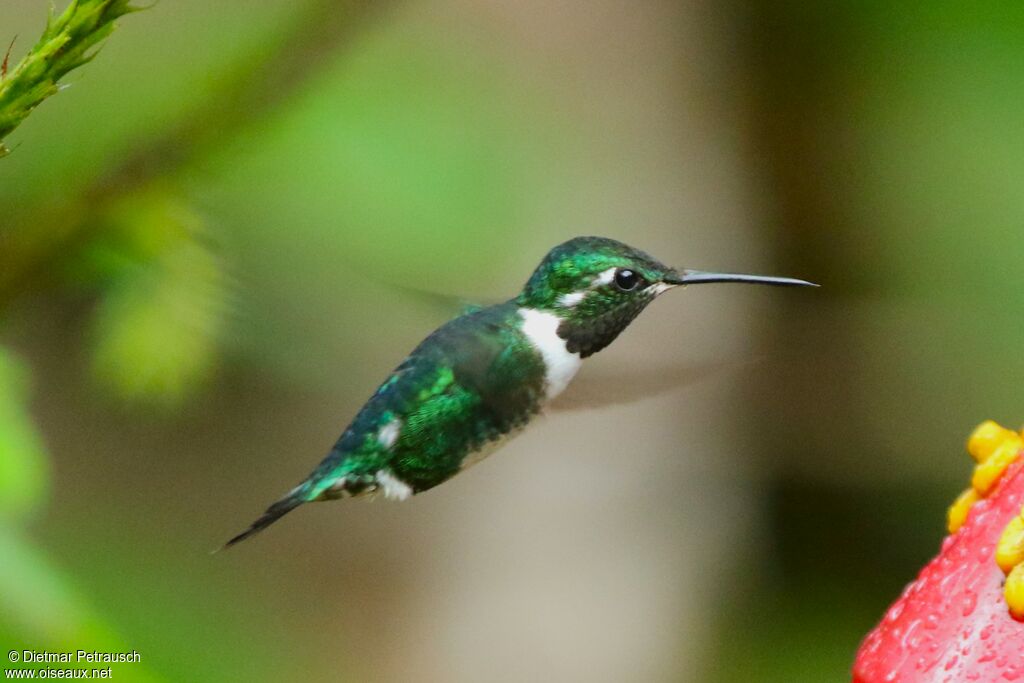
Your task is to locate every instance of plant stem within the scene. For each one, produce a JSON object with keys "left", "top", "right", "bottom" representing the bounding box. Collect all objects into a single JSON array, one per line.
[
  {"left": 0, "top": 0, "right": 139, "bottom": 157},
  {"left": 0, "top": 0, "right": 393, "bottom": 311}
]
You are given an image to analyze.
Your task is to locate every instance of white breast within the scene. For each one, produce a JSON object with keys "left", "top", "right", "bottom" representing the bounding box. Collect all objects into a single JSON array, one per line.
[{"left": 518, "top": 307, "right": 583, "bottom": 400}]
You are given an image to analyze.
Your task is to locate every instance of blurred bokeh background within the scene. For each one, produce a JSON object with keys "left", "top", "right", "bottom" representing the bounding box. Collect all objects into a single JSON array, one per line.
[{"left": 2, "top": 0, "right": 1023, "bottom": 680}]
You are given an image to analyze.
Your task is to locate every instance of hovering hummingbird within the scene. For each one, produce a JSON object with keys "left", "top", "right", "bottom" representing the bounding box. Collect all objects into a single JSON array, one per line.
[{"left": 224, "top": 236, "right": 815, "bottom": 547}]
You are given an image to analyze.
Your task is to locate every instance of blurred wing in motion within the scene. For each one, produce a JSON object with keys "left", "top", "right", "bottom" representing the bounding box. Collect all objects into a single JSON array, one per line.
[
  {"left": 550, "top": 359, "right": 757, "bottom": 412},
  {"left": 389, "top": 280, "right": 757, "bottom": 413},
  {"left": 387, "top": 280, "right": 498, "bottom": 321}
]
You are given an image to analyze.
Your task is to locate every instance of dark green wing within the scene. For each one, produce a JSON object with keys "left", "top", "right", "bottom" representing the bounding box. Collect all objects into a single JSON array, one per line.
[{"left": 314, "top": 301, "right": 546, "bottom": 494}]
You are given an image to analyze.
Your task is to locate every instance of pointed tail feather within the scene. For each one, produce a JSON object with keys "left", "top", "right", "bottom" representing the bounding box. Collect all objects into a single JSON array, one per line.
[{"left": 221, "top": 484, "right": 310, "bottom": 550}]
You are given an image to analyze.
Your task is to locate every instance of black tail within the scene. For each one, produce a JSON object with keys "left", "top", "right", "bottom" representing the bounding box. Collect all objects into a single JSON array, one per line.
[{"left": 220, "top": 485, "right": 310, "bottom": 550}]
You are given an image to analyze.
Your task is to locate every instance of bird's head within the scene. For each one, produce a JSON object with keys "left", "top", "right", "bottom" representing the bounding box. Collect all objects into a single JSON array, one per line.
[{"left": 516, "top": 236, "right": 816, "bottom": 357}]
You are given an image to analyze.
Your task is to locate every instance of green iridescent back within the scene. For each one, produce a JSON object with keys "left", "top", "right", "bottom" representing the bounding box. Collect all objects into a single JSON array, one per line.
[{"left": 306, "top": 301, "right": 547, "bottom": 496}]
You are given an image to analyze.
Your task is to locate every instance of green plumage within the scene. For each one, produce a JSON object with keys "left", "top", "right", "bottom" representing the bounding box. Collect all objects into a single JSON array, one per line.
[
  {"left": 322, "top": 301, "right": 545, "bottom": 493},
  {"left": 224, "top": 302, "right": 546, "bottom": 547}
]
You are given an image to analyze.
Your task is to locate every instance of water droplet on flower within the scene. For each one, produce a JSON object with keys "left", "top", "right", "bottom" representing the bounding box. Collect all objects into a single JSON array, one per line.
[
  {"left": 887, "top": 602, "right": 905, "bottom": 623},
  {"left": 962, "top": 590, "right": 978, "bottom": 617}
]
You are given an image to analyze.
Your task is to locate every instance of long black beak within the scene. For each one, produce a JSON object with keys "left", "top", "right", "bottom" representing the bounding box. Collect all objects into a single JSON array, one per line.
[{"left": 665, "top": 270, "right": 818, "bottom": 288}]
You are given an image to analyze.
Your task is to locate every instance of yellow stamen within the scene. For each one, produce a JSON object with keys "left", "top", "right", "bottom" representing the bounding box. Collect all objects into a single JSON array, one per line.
[
  {"left": 996, "top": 513, "right": 1024, "bottom": 574},
  {"left": 947, "top": 487, "right": 980, "bottom": 534},
  {"left": 967, "top": 420, "right": 1019, "bottom": 463},
  {"left": 1005, "top": 564, "right": 1024, "bottom": 620},
  {"left": 971, "top": 440, "right": 1022, "bottom": 497},
  {"left": 962, "top": 423, "right": 1024, "bottom": 618}
]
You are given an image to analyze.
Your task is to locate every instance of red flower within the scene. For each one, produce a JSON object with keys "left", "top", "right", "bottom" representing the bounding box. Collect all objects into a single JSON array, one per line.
[{"left": 853, "top": 422, "right": 1024, "bottom": 682}]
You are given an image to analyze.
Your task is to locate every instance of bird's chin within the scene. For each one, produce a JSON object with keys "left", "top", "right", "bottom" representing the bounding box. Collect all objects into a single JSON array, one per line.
[{"left": 650, "top": 282, "right": 678, "bottom": 296}]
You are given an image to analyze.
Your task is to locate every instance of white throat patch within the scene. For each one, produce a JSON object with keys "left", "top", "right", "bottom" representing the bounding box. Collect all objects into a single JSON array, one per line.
[{"left": 518, "top": 307, "right": 582, "bottom": 400}]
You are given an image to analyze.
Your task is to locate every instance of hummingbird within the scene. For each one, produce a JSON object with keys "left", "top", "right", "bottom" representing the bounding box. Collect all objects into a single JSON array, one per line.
[{"left": 224, "top": 236, "right": 815, "bottom": 547}]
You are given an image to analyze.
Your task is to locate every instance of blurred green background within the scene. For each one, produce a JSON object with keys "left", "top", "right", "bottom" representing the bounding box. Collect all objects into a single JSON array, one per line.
[{"left": 2, "top": 1, "right": 1023, "bottom": 680}]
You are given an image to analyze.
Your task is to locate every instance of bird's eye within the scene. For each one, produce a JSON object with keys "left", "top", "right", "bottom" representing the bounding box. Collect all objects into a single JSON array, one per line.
[{"left": 614, "top": 268, "right": 642, "bottom": 291}]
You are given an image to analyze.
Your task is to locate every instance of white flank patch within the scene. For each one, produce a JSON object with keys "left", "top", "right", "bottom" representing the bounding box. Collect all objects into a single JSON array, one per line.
[
  {"left": 519, "top": 307, "right": 582, "bottom": 400},
  {"left": 376, "top": 469, "right": 413, "bottom": 500},
  {"left": 377, "top": 418, "right": 402, "bottom": 449}
]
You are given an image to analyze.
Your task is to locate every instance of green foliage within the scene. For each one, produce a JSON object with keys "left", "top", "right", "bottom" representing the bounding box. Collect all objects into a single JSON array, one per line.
[
  {"left": 86, "top": 193, "right": 227, "bottom": 406},
  {"left": 0, "top": 351, "right": 160, "bottom": 679},
  {"left": 0, "top": 527, "right": 163, "bottom": 682},
  {"left": 0, "top": 0, "right": 138, "bottom": 156},
  {"left": 0, "top": 348, "right": 48, "bottom": 521}
]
